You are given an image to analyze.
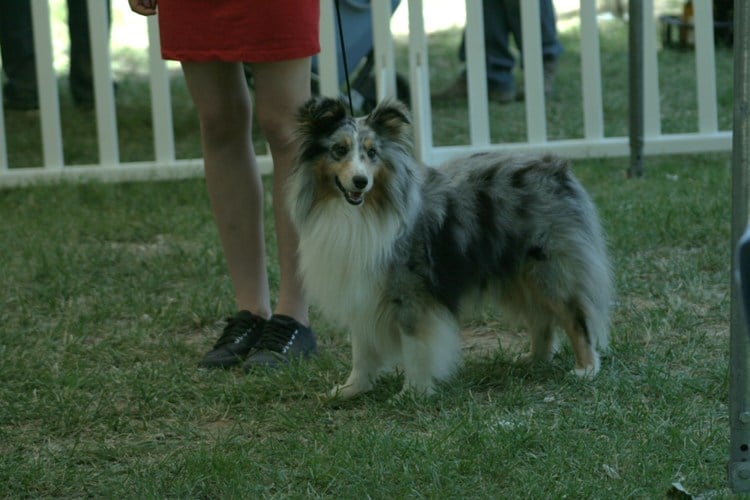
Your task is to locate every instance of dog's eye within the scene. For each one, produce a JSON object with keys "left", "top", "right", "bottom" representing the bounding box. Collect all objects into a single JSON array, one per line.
[
  {"left": 331, "top": 144, "right": 349, "bottom": 160},
  {"left": 366, "top": 147, "right": 377, "bottom": 160}
]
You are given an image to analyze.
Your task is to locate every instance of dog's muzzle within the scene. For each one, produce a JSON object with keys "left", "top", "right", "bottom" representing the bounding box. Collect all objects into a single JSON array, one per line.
[{"left": 335, "top": 176, "right": 365, "bottom": 206}]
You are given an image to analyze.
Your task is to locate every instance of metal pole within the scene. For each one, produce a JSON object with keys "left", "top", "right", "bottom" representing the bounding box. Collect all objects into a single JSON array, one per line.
[
  {"left": 729, "top": 0, "right": 750, "bottom": 493},
  {"left": 628, "top": 0, "right": 644, "bottom": 178}
]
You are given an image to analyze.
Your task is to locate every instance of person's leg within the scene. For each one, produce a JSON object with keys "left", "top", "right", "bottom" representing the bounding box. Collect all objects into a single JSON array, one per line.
[
  {"left": 0, "top": 0, "right": 38, "bottom": 109},
  {"left": 540, "top": 0, "right": 563, "bottom": 62},
  {"left": 251, "top": 57, "right": 312, "bottom": 326},
  {"left": 181, "top": 61, "right": 272, "bottom": 320},
  {"left": 506, "top": 0, "right": 561, "bottom": 97},
  {"left": 436, "top": 0, "right": 515, "bottom": 102},
  {"left": 67, "top": 0, "right": 92, "bottom": 106},
  {"left": 240, "top": 57, "right": 317, "bottom": 370},
  {"left": 482, "top": 0, "right": 516, "bottom": 94},
  {"left": 67, "top": 0, "right": 111, "bottom": 108},
  {"left": 500, "top": 0, "right": 520, "bottom": 50},
  {"left": 538, "top": 0, "right": 562, "bottom": 94}
]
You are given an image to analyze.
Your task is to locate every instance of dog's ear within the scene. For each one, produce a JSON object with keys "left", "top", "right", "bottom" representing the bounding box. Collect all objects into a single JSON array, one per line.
[
  {"left": 365, "top": 99, "right": 412, "bottom": 143},
  {"left": 297, "top": 96, "right": 349, "bottom": 136}
]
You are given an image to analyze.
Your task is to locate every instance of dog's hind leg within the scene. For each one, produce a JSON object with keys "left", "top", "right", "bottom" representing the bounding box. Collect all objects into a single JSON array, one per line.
[
  {"left": 556, "top": 299, "right": 600, "bottom": 378},
  {"left": 399, "top": 308, "right": 461, "bottom": 396},
  {"left": 518, "top": 312, "right": 559, "bottom": 365}
]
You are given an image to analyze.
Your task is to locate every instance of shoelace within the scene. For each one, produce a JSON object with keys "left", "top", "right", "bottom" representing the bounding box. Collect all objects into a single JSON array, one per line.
[
  {"left": 256, "top": 319, "right": 298, "bottom": 353},
  {"left": 213, "top": 314, "right": 259, "bottom": 348}
]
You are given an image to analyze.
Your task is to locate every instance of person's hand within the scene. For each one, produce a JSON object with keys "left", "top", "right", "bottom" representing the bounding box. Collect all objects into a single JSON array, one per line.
[{"left": 128, "top": 0, "right": 157, "bottom": 15}]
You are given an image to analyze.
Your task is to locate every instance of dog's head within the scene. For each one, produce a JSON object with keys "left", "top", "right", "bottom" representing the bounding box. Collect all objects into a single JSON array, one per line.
[{"left": 295, "top": 96, "right": 412, "bottom": 207}]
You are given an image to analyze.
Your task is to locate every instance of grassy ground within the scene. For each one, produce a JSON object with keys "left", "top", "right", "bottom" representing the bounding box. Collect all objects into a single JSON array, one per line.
[{"left": 0, "top": 15, "right": 736, "bottom": 499}]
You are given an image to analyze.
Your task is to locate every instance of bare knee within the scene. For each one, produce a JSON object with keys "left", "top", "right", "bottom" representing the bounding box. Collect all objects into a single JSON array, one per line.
[
  {"left": 197, "top": 97, "right": 252, "bottom": 147},
  {"left": 256, "top": 107, "right": 297, "bottom": 154}
]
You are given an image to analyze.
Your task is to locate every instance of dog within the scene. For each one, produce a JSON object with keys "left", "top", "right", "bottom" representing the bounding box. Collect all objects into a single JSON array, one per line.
[{"left": 287, "top": 96, "right": 613, "bottom": 398}]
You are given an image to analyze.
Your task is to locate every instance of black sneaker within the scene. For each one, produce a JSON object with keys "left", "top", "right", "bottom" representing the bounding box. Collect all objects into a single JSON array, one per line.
[
  {"left": 433, "top": 74, "right": 516, "bottom": 104},
  {"left": 198, "top": 310, "right": 266, "bottom": 369},
  {"left": 242, "top": 314, "right": 317, "bottom": 371},
  {"left": 3, "top": 84, "right": 39, "bottom": 111}
]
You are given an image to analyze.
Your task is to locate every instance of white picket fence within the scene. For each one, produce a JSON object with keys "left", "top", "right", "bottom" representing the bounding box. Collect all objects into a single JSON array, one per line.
[{"left": 0, "top": 0, "right": 732, "bottom": 188}]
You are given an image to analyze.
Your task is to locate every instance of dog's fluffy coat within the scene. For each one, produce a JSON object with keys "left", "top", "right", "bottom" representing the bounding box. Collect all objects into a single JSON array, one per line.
[{"left": 287, "top": 97, "right": 612, "bottom": 398}]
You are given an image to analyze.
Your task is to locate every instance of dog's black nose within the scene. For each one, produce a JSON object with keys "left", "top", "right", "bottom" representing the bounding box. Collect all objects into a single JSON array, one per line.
[{"left": 352, "top": 175, "right": 368, "bottom": 189}]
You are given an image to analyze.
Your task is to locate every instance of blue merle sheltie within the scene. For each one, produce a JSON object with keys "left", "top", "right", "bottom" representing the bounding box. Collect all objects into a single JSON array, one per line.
[{"left": 287, "top": 96, "right": 613, "bottom": 398}]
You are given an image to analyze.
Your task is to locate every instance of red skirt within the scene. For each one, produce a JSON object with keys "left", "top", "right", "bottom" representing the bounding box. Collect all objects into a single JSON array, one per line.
[{"left": 157, "top": 0, "right": 320, "bottom": 62}]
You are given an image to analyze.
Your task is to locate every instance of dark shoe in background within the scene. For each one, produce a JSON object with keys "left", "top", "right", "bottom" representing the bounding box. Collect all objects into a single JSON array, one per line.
[
  {"left": 3, "top": 82, "right": 38, "bottom": 111},
  {"left": 489, "top": 86, "right": 517, "bottom": 104},
  {"left": 433, "top": 74, "right": 517, "bottom": 104},
  {"left": 70, "top": 78, "right": 120, "bottom": 111},
  {"left": 432, "top": 74, "right": 469, "bottom": 101},
  {"left": 542, "top": 58, "right": 558, "bottom": 95},
  {"left": 515, "top": 59, "right": 558, "bottom": 101},
  {"left": 71, "top": 84, "right": 94, "bottom": 110}
]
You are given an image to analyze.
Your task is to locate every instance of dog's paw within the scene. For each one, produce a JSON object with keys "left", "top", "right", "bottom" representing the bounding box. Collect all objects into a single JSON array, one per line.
[
  {"left": 517, "top": 352, "right": 549, "bottom": 365},
  {"left": 570, "top": 355, "right": 600, "bottom": 379},
  {"left": 329, "top": 381, "right": 372, "bottom": 400},
  {"left": 517, "top": 352, "right": 534, "bottom": 365},
  {"left": 571, "top": 365, "right": 599, "bottom": 379}
]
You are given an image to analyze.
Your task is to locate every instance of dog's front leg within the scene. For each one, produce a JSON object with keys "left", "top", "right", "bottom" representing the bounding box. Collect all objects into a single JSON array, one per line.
[{"left": 330, "top": 331, "right": 381, "bottom": 399}]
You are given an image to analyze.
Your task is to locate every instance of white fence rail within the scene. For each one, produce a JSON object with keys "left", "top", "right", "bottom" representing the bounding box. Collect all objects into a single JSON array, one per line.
[{"left": 0, "top": 0, "right": 732, "bottom": 188}]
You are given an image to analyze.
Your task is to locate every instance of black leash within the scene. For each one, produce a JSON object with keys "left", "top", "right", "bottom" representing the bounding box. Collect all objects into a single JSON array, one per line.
[{"left": 334, "top": 0, "right": 355, "bottom": 115}]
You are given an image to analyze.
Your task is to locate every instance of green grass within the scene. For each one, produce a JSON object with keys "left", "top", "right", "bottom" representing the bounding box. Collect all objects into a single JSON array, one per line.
[{"left": 0, "top": 18, "right": 736, "bottom": 499}]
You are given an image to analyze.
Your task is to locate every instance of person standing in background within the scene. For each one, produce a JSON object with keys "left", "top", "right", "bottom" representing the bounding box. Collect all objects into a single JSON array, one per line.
[
  {"left": 0, "top": 0, "right": 111, "bottom": 110},
  {"left": 435, "top": 0, "right": 563, "bottom": 104}
]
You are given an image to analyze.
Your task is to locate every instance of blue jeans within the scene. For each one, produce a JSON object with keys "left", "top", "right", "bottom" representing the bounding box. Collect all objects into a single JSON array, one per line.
[{"left": 458, "top": 0, "right": 563, "bottom": 93}]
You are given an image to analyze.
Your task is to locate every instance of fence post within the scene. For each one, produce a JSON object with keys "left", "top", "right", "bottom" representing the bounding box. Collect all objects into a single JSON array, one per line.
[
  {"left": 87, "top": 0, "right": 119, "bottom": 167},
  {"left": 318, "top": 0, "right": 339, "bottom": 97},
  {"left": 628, "top": 0, "right": 644, "bottom": 178},
  {"left": 31, "top": 0, "right": 63, "bottom": 170},
  {"left": 372, "top": 0, "right": 397, "bottom": 101},
  {"left": 729, "top": 0, "right": 750, "bottom": 493},
  {"left": 407, "top": 0, "right": 433, "bottom": 164},
  {"left": 464, "top": 0, "right": 490, "bottom": 147}
]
